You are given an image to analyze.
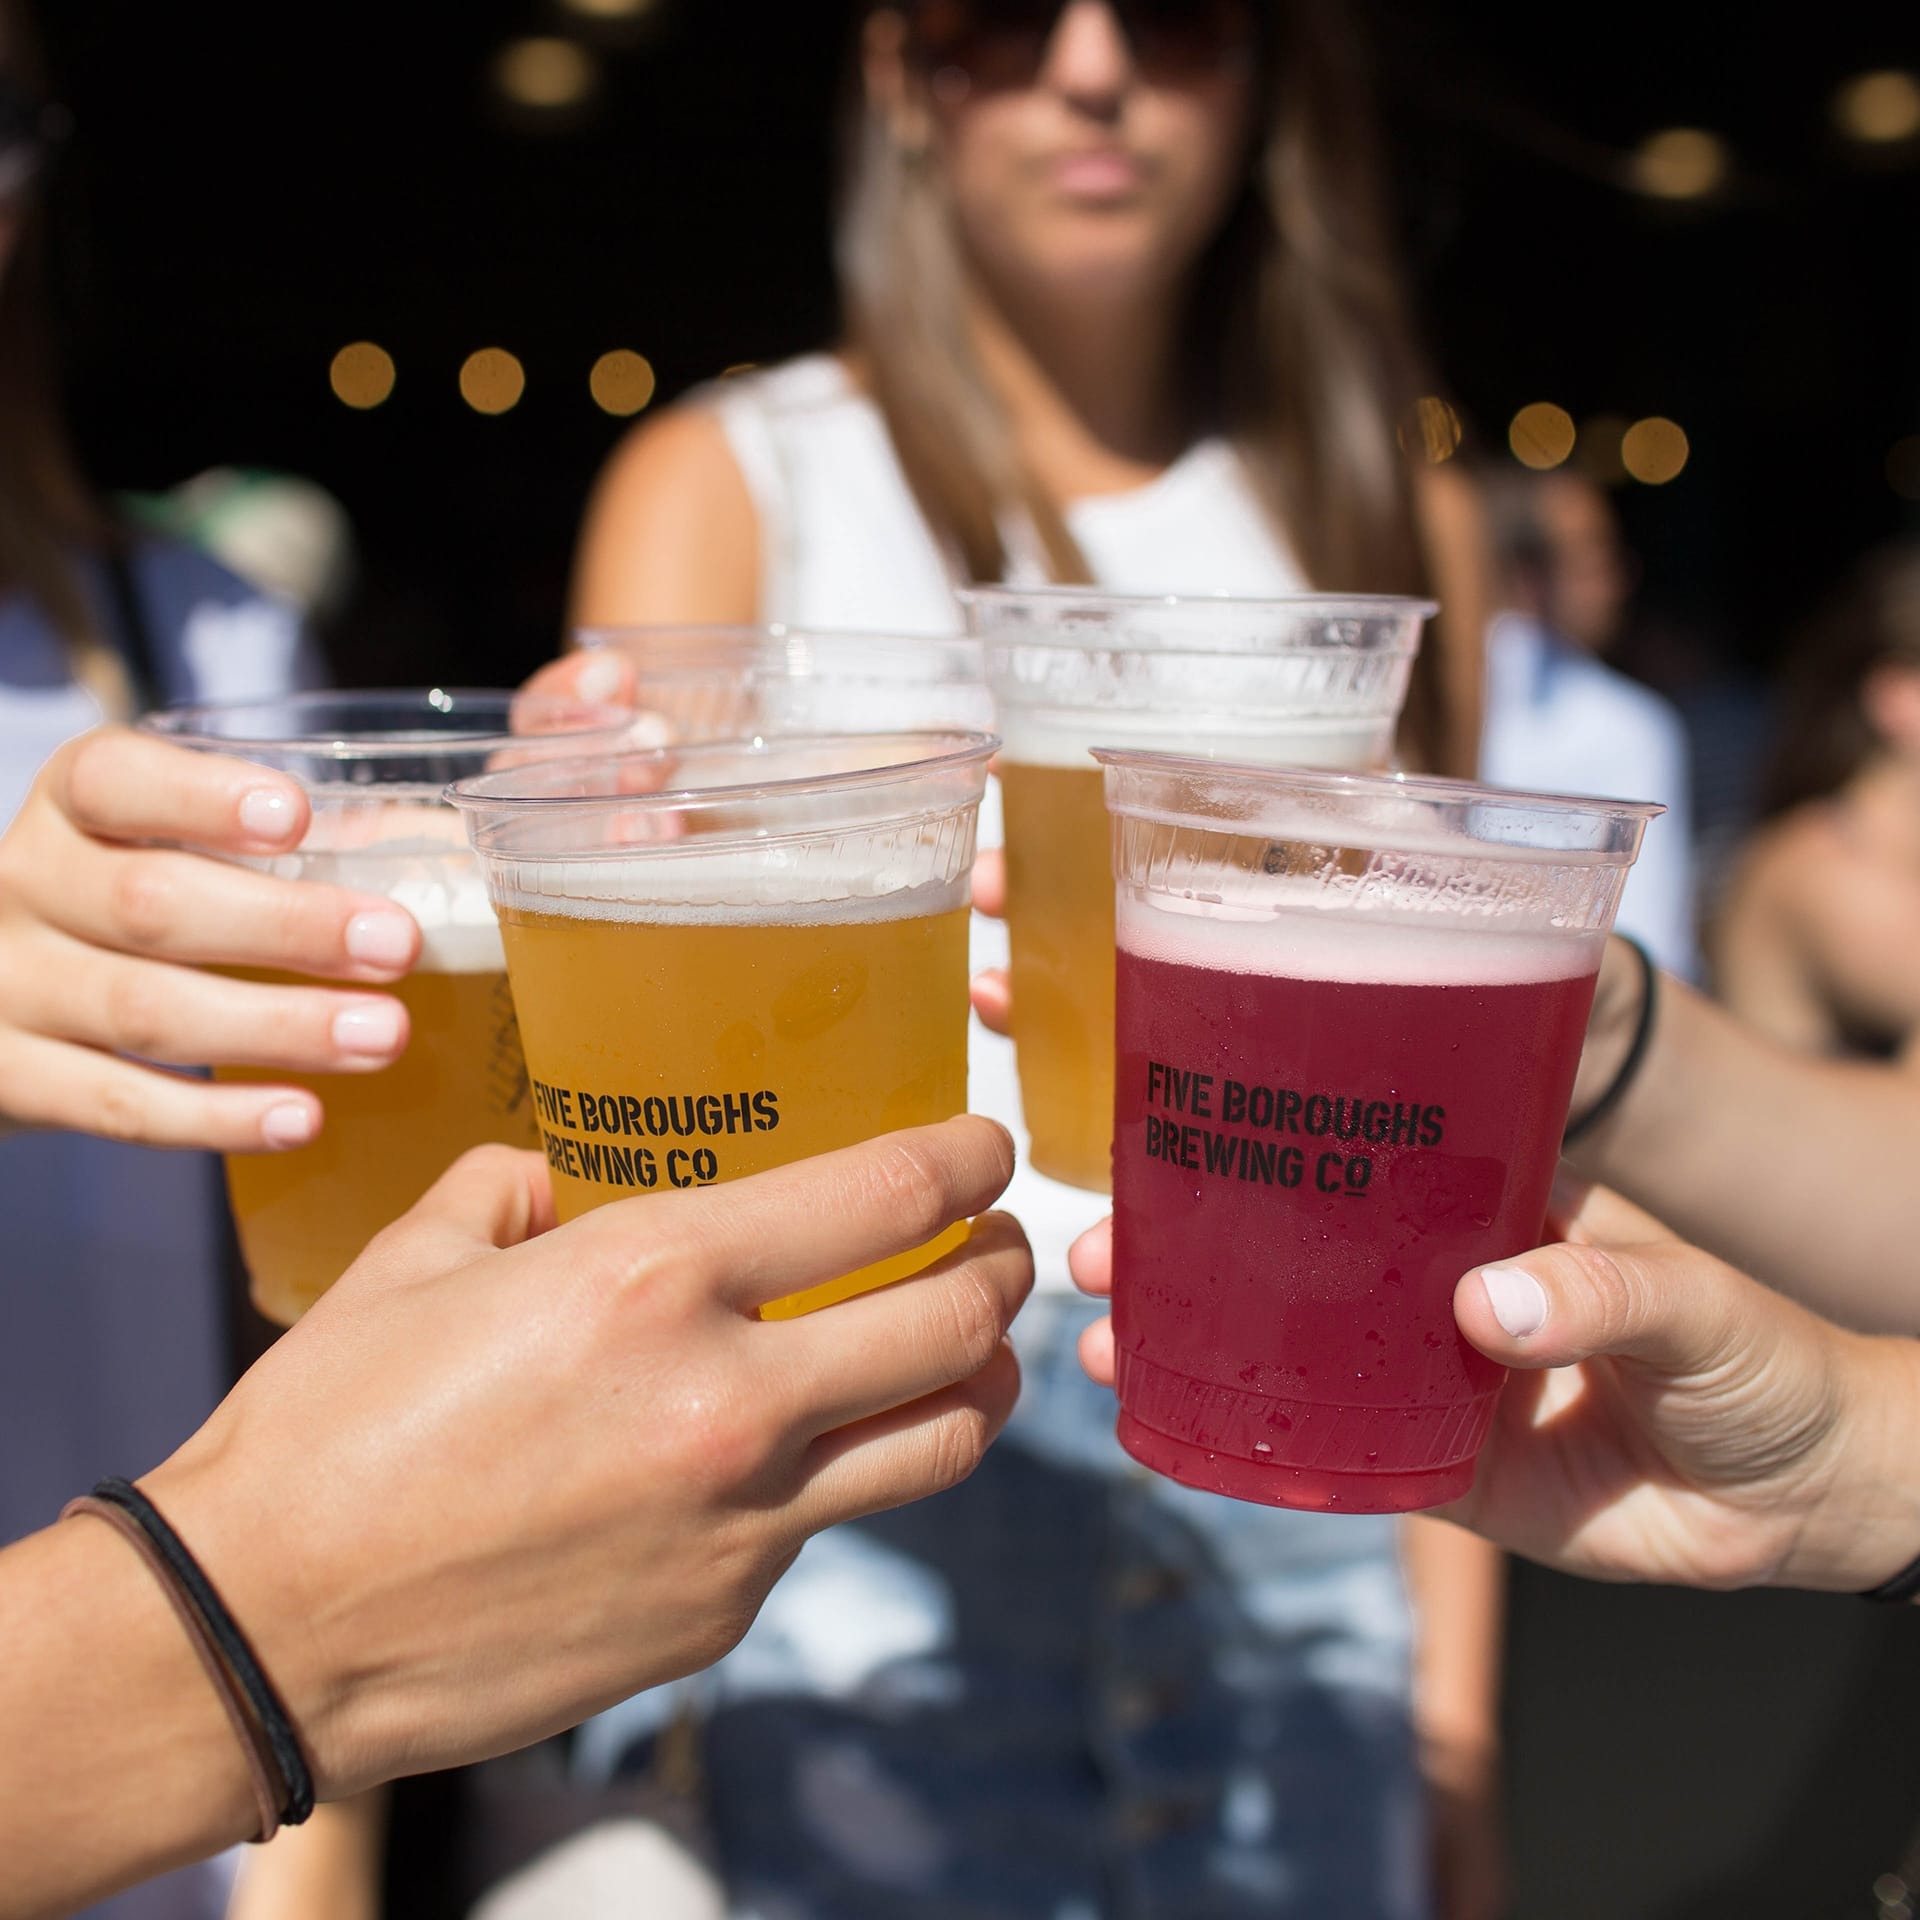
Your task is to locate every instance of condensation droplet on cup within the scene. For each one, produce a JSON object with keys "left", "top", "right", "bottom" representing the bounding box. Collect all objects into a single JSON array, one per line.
[{"left": 1253, "top": 1441, "right": 1273, "bottom": 1456}]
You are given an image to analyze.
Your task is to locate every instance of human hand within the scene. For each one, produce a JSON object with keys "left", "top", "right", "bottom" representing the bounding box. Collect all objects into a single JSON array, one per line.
[
  {"left": 968, "top": 845, "right": 1010, "bottom": 1034},
  {"left": 0, "top": 728, "right": 421, "bottom": 1152},
  {"left": 146, "top": 1115, "right": 1031, "bottom": 1797},
  {"left": 1445, "top": 1184, "right": 1920, "bottom": 1591},
  {"left": 519, "top": 646, "right": 637, "bottom": 711}
]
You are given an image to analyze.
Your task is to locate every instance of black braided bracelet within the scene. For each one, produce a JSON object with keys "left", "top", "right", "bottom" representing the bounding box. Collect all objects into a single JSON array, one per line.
[
  {"left": 1563, "top": 935, "right": 1659, "bottom": 1149},
  {"left": 1861, "top": 1550, "right": 1920, "bottom": 1605},
  {"left": 85, "top": 1476, "right": 314, "bottom": 1827}
]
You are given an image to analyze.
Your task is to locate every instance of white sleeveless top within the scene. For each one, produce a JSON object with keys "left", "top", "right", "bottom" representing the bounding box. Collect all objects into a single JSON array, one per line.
[{"left": 706, "top": 355, "right": 1311, "bottom": 1291}]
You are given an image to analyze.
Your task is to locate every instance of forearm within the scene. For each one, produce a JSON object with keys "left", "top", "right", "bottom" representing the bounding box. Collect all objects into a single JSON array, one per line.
[
  {"left": 1571, "top": 961, "right": 1920, "bottom": 1332},
  {"left": 0, "top": 1520, "right": 257, "bottom": 1920},
  {"left": 1400, "top": 1516, "right": 1505, "bottom": 1765}
]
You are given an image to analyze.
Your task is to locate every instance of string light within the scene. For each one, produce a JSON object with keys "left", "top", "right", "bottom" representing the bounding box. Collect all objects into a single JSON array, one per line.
[
  {"left": 1508, "top": 403, "right": 1576, "bottom": 471},
  {"left": 1833, "top": 71, "right": 1920, "bottom": 145},
  {"left": 460, "top": 348, "right": 526, "bottom": 415},
  {"left": 329, "top": 342, "right": 396, "bottom": 410},
  {"left": 590, "top": 350, "right": 656, "bottom": 416},
  {"left": 494, "top": 37, "right": 597, "bottom": 110},
  {"left": 1397, "top": 396, "right": 1463, "bottom": 465},
  {"left": 1630, "top": 128, "right": 1729, "bottom": 200},
  {"left": 1622, "top": 417, "right": 1689, "bottom": 485}
]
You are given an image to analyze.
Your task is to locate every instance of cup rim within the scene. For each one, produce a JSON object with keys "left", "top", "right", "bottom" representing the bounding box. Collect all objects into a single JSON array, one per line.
[
  {"left": 956, "top": 585, "right": 1439, "bottom": 621},
  {"left": 445, "top": 729, "right": 1000, "bottom": 815},
  {"left": 573, "top": 622, "right": 980, "bottom": 653},
  {"left": 141, "top": 687, "right": 636, "bottom": 760},
  {"left": 1093, "top": 747, "right": 1665, "bottom": 846}
]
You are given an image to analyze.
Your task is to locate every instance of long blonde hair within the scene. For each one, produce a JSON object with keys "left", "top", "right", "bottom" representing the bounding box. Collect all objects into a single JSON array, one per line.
[{"left": 837, "top": 0, "right": 1459, "bottom": 771}]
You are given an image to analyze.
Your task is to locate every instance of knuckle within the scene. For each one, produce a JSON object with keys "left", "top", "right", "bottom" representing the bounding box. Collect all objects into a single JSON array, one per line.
[
  {"left": 864, "top": 1134, "right": 953, "bottom": 1241},
  {"left": 923, "top": 1401, "right": 992, "bottom": 1497},
  {"left": 667, "top": 1373, "right": 773, "bottom": 1495},
  {"left": 89, "top": 1073, "right": 155, "bottom": 1144},
  {"left": 106, "top": 860, "right": 180, "bottom": 948},
  {"left": 936, "top": 1267, "right": 1007, "bottom": 1379},
  {"left": 101, "top": 966, "right": 178, "bottom": 1060},
  {"left": 1561, "top": 1242, "right": 1640, "bottom": 1349}
]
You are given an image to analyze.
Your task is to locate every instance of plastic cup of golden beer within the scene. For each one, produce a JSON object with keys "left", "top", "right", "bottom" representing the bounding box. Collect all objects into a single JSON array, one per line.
[
  {"left": 142, "top": 689, "right": 635, "bottom": 1325},
  {"left": 571, "top": 625, "right": 994, "bottom": 739},
  {"left": 960, "top": 588, "right": 1434, "bottom": 1193},
  {"left": 447, "top": 730, "right": 996, "bottom": 1318}
]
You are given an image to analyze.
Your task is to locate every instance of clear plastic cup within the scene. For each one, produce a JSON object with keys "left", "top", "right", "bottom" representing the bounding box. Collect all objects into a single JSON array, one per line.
[
  {"left": 573, "top": 625, "right": 994, "bottom": 738},
  {"left": 1096, "top": 750, "right": 1661, "bottom": 1514},
  {"left": 447, "top": 730, "right": 997, "bottom": 1318},
  {"left": 962, "top": 587, "right": 1433, "bottom": 1192},
  {"left": 143, "top": 689, "right": 636, "bottom": 1324}
]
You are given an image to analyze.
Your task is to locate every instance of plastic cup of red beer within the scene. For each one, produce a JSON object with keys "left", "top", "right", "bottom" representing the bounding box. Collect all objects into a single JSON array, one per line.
[{"left": 1095, "top": 750, "right": 1662, "bottom": 1514}]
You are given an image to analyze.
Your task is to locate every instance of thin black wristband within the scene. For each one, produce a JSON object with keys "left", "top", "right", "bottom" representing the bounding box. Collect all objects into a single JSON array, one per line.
[
  {"left": 88, "top": 1477, "right": 314, "bottom": 1826},
  {"left": 1563, "top": 935, "right": 1659, "bottom": 1149},
  {"left": 1861, "top": 1549, "right": 1920, "bottom": 1604}
]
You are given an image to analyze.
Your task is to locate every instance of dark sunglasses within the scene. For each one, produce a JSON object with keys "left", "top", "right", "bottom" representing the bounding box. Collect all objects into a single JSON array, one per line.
[
  {"left": 908, "top": 0, "right": 1257, "bottom": 90},
  {"left": 0, "top": 76, "right": 69, "bottom": 202}
]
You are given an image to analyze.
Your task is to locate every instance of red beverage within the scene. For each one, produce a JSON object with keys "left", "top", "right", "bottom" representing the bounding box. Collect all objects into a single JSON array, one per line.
[{"left": 1112, "top": 908, "right": 1598, "bottom": 1513}]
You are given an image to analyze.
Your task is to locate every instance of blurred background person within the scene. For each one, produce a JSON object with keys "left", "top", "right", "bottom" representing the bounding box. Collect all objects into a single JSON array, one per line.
[
  {"left": 1480, "top": 465, "right": 1699, "bottom": 978},
  {"left": 1714, "top": 544, "right": 1920, "bottom": 1058},
  {"left": 0, "top": 5, "right": 322, "bottom": 1917},
  {"left": 568, "top": 4, "right": 1505, "bottom": 1917}
]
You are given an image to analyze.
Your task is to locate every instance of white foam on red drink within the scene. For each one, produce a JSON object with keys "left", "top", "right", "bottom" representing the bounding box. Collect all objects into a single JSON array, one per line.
[{"left": 1117, "top": 890, "right": 1603, "bottom": 987}]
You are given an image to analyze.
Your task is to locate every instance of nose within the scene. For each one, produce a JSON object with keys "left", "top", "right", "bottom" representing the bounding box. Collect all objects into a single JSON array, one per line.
[{"left": 1037, "top": 0, "right": 1136, "bottom": 114}]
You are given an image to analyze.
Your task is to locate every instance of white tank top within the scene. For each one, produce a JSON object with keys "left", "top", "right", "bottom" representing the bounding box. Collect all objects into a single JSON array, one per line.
[{"left": 706, "top": 354, "right": 1311, "bottom": 1290}]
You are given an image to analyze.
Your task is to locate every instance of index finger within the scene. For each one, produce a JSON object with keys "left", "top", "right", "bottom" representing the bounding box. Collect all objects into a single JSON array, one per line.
[
  {"left": 578, "top": 1115, "right": 1017, "bottom": 1313},
  {"left": 54, "top": 728, "right": 312, "bottom": 854}
]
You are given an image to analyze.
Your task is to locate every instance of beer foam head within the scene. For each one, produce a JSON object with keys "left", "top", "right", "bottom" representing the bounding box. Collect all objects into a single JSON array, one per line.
[
  {"left": 1118, "top": 890, "right": 1603, "bottom": 987},
  {"left": 996, "top": 707, "right": 1394, "bottom": 772},
  {"left": 488, "top": 844, "right": 971, "bottom": 927},
  {"left": 250, "top": 834, "right": 506, "bottom": 972}
]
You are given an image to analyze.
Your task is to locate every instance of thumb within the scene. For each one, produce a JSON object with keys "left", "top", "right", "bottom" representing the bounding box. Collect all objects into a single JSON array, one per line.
[{"left": 1454, "top": 1237, "right": 1762, "bottom": 1382}]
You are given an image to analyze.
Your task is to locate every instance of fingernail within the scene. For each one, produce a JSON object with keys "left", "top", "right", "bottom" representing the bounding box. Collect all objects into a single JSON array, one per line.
[
  {"left": 239, "top": 787, "right": 297, "bottom": 842},
  {"left": 345, "top": 910, "right": 415, "bottom": 968},
  {"left": 332, "top": 999, "right": 405, "bottom": 1056},
  {"left": 575, "top": 654, "right": 625, "bottom": 703},
  {"left": 1480, "top": 1264, "right": 1549, "bottom": 1338},
  {"left": 261, "top": 1102, "right": 316, "bottom": 1149}
]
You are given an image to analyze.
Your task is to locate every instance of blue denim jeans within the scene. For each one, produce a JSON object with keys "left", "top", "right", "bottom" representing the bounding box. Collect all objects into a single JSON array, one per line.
[{"left": 580, "top": 1294, "right": 1426, "bottom": 1920}]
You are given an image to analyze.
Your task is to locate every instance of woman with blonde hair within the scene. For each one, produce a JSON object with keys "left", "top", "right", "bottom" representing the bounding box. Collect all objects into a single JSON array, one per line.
[{"left": 568, "top": 4, "right": 1500, "bottom": 1914}]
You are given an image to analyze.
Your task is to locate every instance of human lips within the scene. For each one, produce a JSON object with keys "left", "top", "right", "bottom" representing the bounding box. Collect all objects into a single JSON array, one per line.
[{"left": 1047, "top": 145, "right": 1149, "bottom": 198}]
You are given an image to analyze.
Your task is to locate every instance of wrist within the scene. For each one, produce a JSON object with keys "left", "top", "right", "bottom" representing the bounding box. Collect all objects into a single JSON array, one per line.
[
  {"left": 141, "top": 1442, "right": 369, "bottom": 1799},
  {"left": 1776, "top": 1332, "right": 1920, "bottom": 1593}
]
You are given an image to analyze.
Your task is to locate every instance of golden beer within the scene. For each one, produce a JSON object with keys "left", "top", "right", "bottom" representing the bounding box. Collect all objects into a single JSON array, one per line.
[
  {"left": 215, "top": 939, "right": 536, "bottom": 1325},
  {"left": 999, "top": 760, "right": 1116, "bottom": 1190},
  {"left": 498, "top": 900, "right": 971, "bottom": 1318}
]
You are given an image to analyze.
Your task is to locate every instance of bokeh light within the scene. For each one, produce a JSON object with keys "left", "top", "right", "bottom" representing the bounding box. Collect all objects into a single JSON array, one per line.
[
  {"left": 1630, "top": 128, "right": 1729, "bottom": 200},
  {"left": 1576, "top": 413, "right": 1631, "bottom": 486},
  {"left": 1833, "top": 71, "right": 1920, "bottom": 145},
  {"left": 494, "top": 37, "right": 598, "bottom": 110},
  {"left": 329, "top": 342, "right": 396, "bottom": 410},
  {"left": 1508, "top": 402, "right": 1576, "bottom": 471},
  {"left": 1888, "top": 437, "right": 1920, "bottom": 502},
  {"left": 1622, "top": 416, "right": 1690, "bottom": 485},
  {"left": 460, "top": 348, "right": 527, "bottom": 416},
  {"left": 590, "top": 350, "right": 657, "bottom": 416},
  {"left": 560, "top": 0, "right": 657, "bottom": 15},
  {"left": 1397, "top": 395, "right": 1464, "bottom": 465}
]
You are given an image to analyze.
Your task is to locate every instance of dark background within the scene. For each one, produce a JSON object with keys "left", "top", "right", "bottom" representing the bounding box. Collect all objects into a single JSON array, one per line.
[
  {"left": 34, "top": 0, "right": 1920, "bottom": 693},
  {"left": 33, "top": 4, "right": 1920, "bottom": 1915}
]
